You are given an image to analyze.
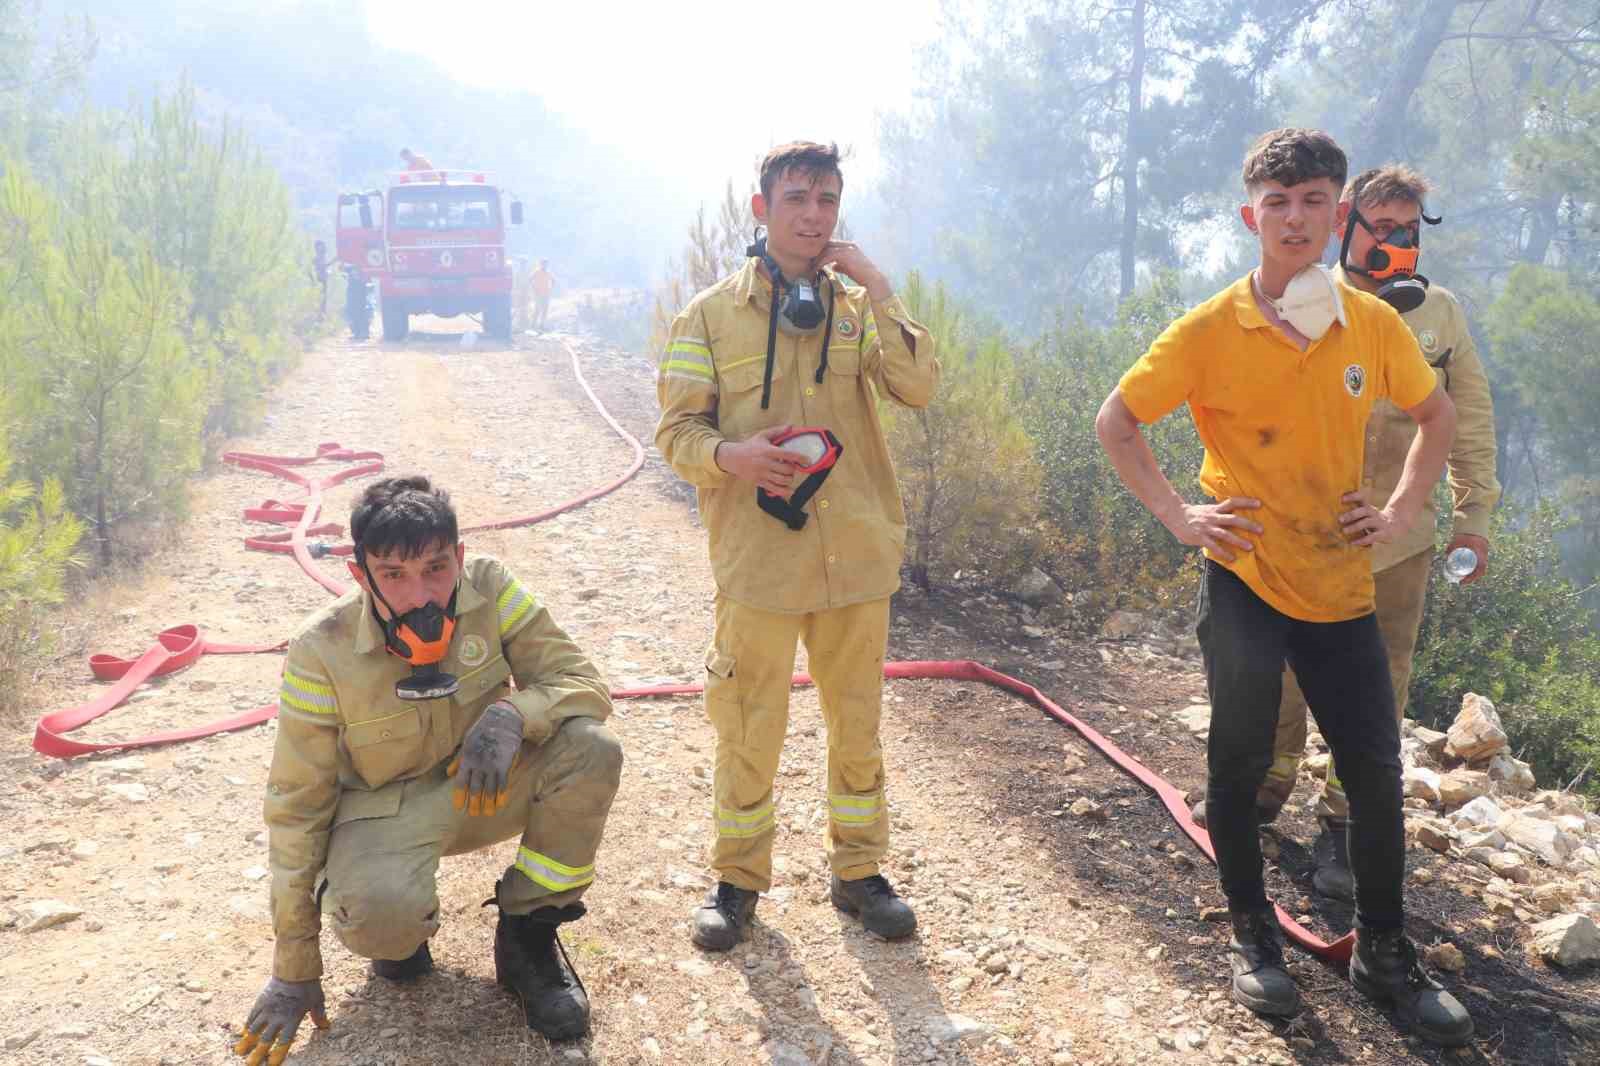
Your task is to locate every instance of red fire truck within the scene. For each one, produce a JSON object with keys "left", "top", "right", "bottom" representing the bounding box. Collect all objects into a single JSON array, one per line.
[{"left": 336, "top": 169, "right": 523, "bottom": 342}]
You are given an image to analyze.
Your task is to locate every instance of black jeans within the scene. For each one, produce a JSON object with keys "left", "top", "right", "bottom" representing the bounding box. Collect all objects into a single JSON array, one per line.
[{"left": 1196, "top": 560, "right": 1405, "bottom": 931}]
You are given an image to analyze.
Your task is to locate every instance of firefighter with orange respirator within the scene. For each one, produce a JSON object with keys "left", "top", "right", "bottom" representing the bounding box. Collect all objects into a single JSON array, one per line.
[{"left": 234, "top": 477, "right": 622, "bottom": 1062}]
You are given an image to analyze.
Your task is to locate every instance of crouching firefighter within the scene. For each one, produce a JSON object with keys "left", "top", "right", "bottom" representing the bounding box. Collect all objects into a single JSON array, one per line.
[
  {"left": 655, "top": 141, "right": 939, "bottom": 951},
  {"left": 235, "top": 476, "right": 622, "bottom": 1063}
]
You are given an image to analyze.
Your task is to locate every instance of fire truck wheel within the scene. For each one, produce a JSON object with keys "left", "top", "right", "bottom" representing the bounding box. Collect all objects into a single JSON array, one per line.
[
  {"left": 381, "top": 303, "right": 409, "bottom": 343},
  {"left": 484, "top": 295, "right": 513, "bottom": 341}
]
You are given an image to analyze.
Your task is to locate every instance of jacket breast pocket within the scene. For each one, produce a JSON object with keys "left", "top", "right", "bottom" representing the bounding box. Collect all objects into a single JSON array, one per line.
[
  {"left": 343, "top": 708, "right": 423, "bottom": 788},
  {"left": 824, "top": 345, "right": 861, "bottom": 378},
  {"left": 455, "top": 654, "right": 512, "bottom": 704}
]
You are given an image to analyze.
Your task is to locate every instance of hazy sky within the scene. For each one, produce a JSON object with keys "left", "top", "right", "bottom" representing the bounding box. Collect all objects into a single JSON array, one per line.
[{"left": 365, "top": 0, "right": 938, "bottom": 194}]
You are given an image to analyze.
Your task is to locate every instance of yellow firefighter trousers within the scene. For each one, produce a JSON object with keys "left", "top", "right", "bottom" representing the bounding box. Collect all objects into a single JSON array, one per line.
[
  {"left": 1260, "top": 548, "right": 1432, "bottom": 821},
  {"left": 703, "top": 594, "right": 891, "bottom": 892},
  {"left": 319, "top": 718, "right": 622, "bottom": 962}
]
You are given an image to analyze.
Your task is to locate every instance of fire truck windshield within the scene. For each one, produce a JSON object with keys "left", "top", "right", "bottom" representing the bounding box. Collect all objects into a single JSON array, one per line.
[{"left": 390, "top": 186, "right": 501, "bottom": 231}]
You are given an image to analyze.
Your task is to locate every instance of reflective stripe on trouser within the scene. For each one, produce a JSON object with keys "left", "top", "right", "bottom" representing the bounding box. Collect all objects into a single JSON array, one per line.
[
  {"left": 703, "top": 593, "right": 891, "bottom": 892},
  {"left": 1262, "top": 549, "right": 1433, "bottom": 819},
  {"left": 319, "top": 718, "right": 622, "bottom": 961}
]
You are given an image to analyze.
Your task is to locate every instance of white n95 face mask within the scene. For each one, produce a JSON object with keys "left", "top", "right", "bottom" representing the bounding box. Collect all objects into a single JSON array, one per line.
[{"left": 1270, "top": 264, "right": 1346, "bottom": 341}]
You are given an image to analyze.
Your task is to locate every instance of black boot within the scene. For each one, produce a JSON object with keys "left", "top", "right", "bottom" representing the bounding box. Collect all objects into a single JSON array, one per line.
[
  {"left": 690, "top": 882, "right": 758, "bottom": 952},
  {"left": 1350, "top": 928, "right": 1473, "bottom": 1046},
  {"left": 370, "top": 940, "right": 433, "bottom": 981},
  {"left": 1228, "top": 908, "right": 1300, "bottom": 1016},
  {"left": 1190, "top": 800, "right": 1280, "bottom": 830},
  {"left": 830, "top": 874, "right": 917, "bottom": 939},
  {"left": 1312, "top": 819, "right": 1355, "bottom": 902},
  {"left": 493, "top": 901, "right": 590, "bottom": 1041}
]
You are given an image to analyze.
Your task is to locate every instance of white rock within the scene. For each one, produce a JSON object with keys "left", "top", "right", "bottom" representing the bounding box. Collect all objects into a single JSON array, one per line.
[
  {"left": 1412, "top": 726, "right": 1449, "bottom": 760},
  {"left": 1486, "top": 753, "right": 1536, "bottom": 795},
  {"left": 641, "top": 1037, "right": 662, "bottom": 1058},
  {"left": 71, "top": 840, "right": 101, "bottom": 860},
  {"left": 924, "top": 1013, "right": 994, "bottom": 1045},
  {"left": 674, "top": 958, "right": 714, "bottom": 978},
  {"left": 1451, "top": 796, "right": 1503, "bottom": 829},
  {"left": 123, "top": 983, "right": 163, "bottom": 1013},
  {"left": 1499, "top": 812, "right": 1579, "bottom": 866},
  {"left": 105, "top": 783, "right": 149, "bottom": 803},
  {"left": 1445, "top": 693, "right": 1508, "bottom": 763},
  {"left": 1403, "top": 767, "right": 1441, "bottom": 803},
  {"left": 1102, "top": 997, "right": 1132, "bottom": 1019},
  {"left": 1488, "top": 852, "right": 1533, "bottom": 884},
  {"left": 241, "top": 865, "right": 269, "bottom": 882},
  {"left": 1175, "top": 705, "right": 1211, "bottom": 738},
  {"left": 97, "top": 756, "right": 146, "bottom": 774},
  {"left": 1412, "top": 818, "right": 1453, "bottom": 853},
  {"left": 1459, "top": 827, "right": 1507, "bottom": 850},
  {"left": 227, "top": 894, "right": 270, "bottom": 924},
  {"left": 940, "top": 949, "right": 976, "bottom": 968},
  {"left": 3, "top": 1028, "right": 41, "bottom": 1050},
  {"left": 1529, "top": 914, "right": 1600, "bottom": 968},
  {"left": 18, "top": 899, "right": 82, "bottom": 933}
]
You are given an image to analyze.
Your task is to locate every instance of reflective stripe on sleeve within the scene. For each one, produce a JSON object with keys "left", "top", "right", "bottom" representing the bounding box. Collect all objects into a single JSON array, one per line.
[
  {"left": 280, "top": 666, "right": 337, "bottom": 716},
  {"left": 661, "top": 338, "right": 714, "bottom": 382},
  {"left": 515, "top": 847, "right": 596, "bottom": 892},
  {"left": 828, "top": 791, "right": 884, "bottom": 826},
  {"left": 497, "top": 579, "right": 538, "bottom": 638}
]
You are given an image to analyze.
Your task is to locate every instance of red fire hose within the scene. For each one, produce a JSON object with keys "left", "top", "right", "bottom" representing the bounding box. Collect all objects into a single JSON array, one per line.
[{"left": 30, "top": 338, "right": 1354, "bottom": 963}]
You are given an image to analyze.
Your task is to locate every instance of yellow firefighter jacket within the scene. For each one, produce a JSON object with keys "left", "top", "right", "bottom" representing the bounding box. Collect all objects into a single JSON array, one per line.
[
  {"left": 1340, "top": 269, "right": 1501, "bottom": 572},
  {"left": 263, "top": 555, "right": 611, "bottom": 980},
  {"left": 654, "top": 258, "right": 939, "bottom": 614}
]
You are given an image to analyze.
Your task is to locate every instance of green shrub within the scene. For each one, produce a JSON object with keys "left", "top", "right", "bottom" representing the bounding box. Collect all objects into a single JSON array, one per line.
[{"left": 1411, "top": 504, "right": 1600, "bottom": 796}]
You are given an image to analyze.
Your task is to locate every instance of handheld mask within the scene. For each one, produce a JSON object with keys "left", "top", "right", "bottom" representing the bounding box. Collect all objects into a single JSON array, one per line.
[
  {"left": 359, "top": 552, "right": 461, "bottom": 700},
  {"left": 1338, "top": 206, "right": 1442, "bottom": 314},
  {"left": 756, "top": 427, "right": 844, "bottom": 530},
  {"left": 1268, "top": 264, "right": 1346, "bottom": 341}
]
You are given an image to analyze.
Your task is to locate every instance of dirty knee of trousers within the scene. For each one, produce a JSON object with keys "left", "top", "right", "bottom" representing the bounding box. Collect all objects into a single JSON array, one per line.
[
  {"left": 549, "top": 719, "right": 625, "bottom": 792},
  {"left": 327, "top": 883, "right": 441, "bottom": 961}
]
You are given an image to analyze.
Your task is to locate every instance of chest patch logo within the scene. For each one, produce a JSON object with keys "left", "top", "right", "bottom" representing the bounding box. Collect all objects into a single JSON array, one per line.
[
  {"left": 1343, "top": 364, "right": 1367, "bottom": 398},
  {"left": 836, "top": 318, "right": 858, "bottom": 339},
  {"left": 1418, "top": 329, "right": 1438, "bottom": 353},
  {"left": 458, "top": 634, "right": 488, "bottom": 667}
]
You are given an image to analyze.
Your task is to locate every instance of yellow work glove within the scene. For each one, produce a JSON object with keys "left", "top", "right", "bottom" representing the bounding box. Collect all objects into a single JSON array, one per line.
[
  {"left": 234, "top": 976, "right": 329, "bottom": 1065},
  {"left": 445, "top": 700, "right": 523, "bottom": 816}
]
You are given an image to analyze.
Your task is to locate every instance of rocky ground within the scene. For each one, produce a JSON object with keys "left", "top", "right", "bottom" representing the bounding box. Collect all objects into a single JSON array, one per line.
[{"left": 2, "top": 304, "right": 1598, "bottom": 1066}]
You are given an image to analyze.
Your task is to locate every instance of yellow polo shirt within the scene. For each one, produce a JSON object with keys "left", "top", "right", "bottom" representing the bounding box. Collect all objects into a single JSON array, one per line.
[{"left": 1118, "top": 274, "right": 1438, "bottom": 623}]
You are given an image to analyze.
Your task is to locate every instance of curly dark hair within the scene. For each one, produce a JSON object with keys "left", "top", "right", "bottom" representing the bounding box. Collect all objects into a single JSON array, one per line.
[
  {"left": 1241, "top": 128, "right": 1347, "bottom": 193},
  {"left": 350, "top": 475, "right": 458, "bottom": 561}
]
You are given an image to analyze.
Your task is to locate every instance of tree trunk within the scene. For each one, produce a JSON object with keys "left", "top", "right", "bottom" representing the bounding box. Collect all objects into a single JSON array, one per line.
[
  {"left": 1119, "top": 0, "right": 1146, "bottom": 303},
  {"left": 93, "top": 389, "right": 110, "bottom": 566},
  {"left": 1356, "top": 0, "right": 1457, "bottom": 163}
]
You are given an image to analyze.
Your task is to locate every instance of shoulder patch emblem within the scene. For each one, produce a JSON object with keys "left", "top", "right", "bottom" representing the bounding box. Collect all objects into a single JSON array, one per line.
[
  {"left": 459, "top": 634, "right": 488, "bottom": 667},
  {"left": 1417, "top": 329, "right": 1438, "bottom": 353},
  {"left": 1343, "top": 364, "right": 1367, "bottom": 398},
  {"left": 836, "top": 318, "right": 858, "bottom": 339}
]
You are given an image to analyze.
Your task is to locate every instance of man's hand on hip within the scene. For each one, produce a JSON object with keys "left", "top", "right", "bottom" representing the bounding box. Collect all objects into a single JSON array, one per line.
[
  {"left": 715, "top": 426, "right": 808, "bottom": 498},
  {"left": 1447, "top": 532, "right": 1490, "bottom": 584},
  {"left": 1341, "top": 489, "right": 1415, "bottom": 547},
  {"left": 1164, "top": 497, "right": 1263, "bottom": 562},
  {"left": 235, "top": 977, "right": 328, "bottom": 1065},
  {"left": 447, "top": 701, "right": 524, "bottom": 816}
]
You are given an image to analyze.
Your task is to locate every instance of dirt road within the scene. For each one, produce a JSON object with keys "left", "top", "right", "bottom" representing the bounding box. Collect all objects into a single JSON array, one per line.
[{"left": 3, "top": 315, "right": 1595, "bottom": 1066}]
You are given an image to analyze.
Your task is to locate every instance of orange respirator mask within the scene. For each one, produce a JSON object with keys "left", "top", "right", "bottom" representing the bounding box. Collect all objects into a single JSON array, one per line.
[
  {"left": 1338, "top": 206, "right": 1442, "bottom": 314},
  {"left": 360, "top": 552, "right": 461, "bottom": 700}
]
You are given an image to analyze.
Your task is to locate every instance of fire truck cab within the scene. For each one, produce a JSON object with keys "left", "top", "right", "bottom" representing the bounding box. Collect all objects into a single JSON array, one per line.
[{"left": 336, "top": 169, "right": 523, "bottom": 342}]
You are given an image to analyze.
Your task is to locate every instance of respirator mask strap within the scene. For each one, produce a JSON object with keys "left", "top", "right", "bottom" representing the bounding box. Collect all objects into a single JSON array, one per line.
[{"left": 813, "top": 283, "right": 836, "bottom": 384}]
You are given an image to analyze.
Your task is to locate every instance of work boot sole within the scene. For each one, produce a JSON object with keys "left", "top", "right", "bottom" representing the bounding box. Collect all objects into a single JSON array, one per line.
[
  {"left": 690, "top": 922, "right": 743, "bottom": 952},
  {"left": 1350, "top": 971, "right": 1474, "bottom": 1047}
]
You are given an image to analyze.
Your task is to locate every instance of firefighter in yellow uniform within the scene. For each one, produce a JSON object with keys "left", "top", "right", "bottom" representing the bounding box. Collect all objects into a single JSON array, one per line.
[
  {"left": 655, "top": 142, "right": 938, "bottom": 950},
  {"left": 1192, "top": 165, "right": 1501, "bottom": 902},
  {"left": 235, "top": 477, "right": 621, "bottom": 1064}
]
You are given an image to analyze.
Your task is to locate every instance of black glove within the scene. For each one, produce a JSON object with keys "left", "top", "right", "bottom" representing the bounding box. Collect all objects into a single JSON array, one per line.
[
  {"left": 447, "top": 700, "right": 524, "bottom": 815},
  {"left": 234, "top": 976, "right": 328, "bottom": 1065}
]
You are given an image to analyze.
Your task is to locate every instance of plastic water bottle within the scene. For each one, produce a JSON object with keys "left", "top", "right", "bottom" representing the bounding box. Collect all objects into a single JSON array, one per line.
[{"left": 1444, "top": 546, "right": 1478, "bottom": 584}]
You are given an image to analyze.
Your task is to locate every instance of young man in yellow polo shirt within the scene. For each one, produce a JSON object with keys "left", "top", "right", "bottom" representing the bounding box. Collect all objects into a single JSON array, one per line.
[{"left": 1095, "top": 128, "right": 1473, "bottom": 1045}]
